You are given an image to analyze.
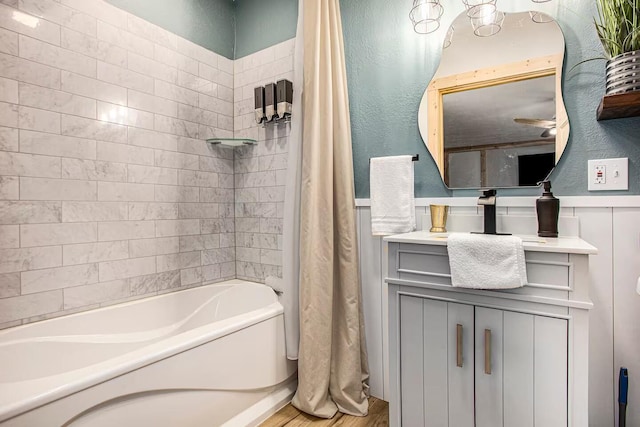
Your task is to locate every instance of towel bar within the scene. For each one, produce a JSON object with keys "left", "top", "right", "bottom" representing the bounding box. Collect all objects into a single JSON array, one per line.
[{"left": 369, "top": 154, "right": 419, "bottom": 164}]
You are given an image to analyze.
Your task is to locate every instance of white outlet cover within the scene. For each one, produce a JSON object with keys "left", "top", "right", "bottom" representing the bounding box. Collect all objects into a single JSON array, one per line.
[{"left": 588, "top": 158, "right": 629, "bottom": 191}]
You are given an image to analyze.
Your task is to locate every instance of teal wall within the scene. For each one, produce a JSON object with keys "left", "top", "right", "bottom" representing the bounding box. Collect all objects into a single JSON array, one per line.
[
  {"left": 105, "top": 0, "right": 297, "bottom": 59},
  {"left": 106, "top": 0, "right": 235, "bottom": 59},
  {"left": 107, "top": 0, "right": 640, "bottom": 197},
  {"left": 340, "top": 0, "right": 640, "bottom": 197},
  {"left": 234, "top": 0, "right": 298, "bottom": 59},
  {"left": 340, "top": 0, "right": 448, "bottom": 197}
]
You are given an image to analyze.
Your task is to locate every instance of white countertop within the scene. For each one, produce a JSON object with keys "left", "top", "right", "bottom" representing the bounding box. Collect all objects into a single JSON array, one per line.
[{"left": 383, "top": 231, "right": 598, "bottom": 255}]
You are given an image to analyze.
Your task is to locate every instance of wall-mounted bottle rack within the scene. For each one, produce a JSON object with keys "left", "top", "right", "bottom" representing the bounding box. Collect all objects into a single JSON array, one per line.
[
  {"left": 255, "top": 79, "right": 293, "bottom": 126},
  {"left": 260, "top": 117, "right": 291, "bottom": 128}
]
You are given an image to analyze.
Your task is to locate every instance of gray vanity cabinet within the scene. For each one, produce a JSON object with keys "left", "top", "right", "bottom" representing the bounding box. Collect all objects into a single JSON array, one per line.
[
  {"left": 399, "top": 295, "right": 568, "bottom": 427},
  {"left": 386, "top": 235, "right": 596, "bottom": 427}
]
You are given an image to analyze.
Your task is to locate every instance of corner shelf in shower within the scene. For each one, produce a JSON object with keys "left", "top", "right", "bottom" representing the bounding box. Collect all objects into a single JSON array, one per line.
[
  {"left": 597, "top": 91, "right": 640, "bottom": 121},
  {"left": 206, "top": 138, "right": 257, "bottom": 147}
]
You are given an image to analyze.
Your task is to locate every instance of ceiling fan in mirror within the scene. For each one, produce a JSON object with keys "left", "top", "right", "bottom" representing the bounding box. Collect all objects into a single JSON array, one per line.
[{"left": 513, "top": 117, "right": 557, "bottom": 138}]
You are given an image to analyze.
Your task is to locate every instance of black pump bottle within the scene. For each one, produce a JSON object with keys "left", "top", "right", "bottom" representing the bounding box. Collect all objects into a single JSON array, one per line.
[{"left": 536, "top": 180, "right": 559, "bottom": 238}]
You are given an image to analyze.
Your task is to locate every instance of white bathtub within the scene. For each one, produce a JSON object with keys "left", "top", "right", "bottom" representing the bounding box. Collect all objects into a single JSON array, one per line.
[{"left": 0, "top": 279, "right": 297, "bottom": 427}]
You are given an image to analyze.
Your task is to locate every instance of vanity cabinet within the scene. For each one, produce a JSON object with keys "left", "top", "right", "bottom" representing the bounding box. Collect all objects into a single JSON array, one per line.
[{"left": 385, "top": 233, "right": 597, "bottom": 427}]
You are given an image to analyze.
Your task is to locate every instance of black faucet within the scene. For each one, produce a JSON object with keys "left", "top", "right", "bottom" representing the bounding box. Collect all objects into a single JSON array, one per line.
[
  {"left": 471, "top": 189, "right": 511, "bottom": 235},
  {"left": 478, "top": 189, "right": 497, "bottom": 234}
]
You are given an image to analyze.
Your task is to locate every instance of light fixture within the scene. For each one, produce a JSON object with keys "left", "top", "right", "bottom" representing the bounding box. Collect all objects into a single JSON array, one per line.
[
  {"left": 443, "top": 25, "right": 455, "bottom": 49},
  {"left": 461, "top": 0, "right": 497, "bottom": 16},
  {"left": 469, "top": 4, "right": 505, "bottom": 37},
  {"left": 412, "top": 0, "right": 507, "bottom": 38},
  {"left": 529, "top": 10, "right": 554, "bottom": 23},
  {"left": 410, "top": 0, "right": 445, "bottom": 34},
  {"left": 531, "top": 0, "right": 554, "bottom": 22},
  {"left": 541, "top": 127, "right": 557, "bottom": 138}
]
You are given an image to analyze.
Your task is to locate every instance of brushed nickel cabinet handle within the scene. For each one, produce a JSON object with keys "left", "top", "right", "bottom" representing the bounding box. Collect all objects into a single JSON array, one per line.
[
  {"left": 484, "top": 329, "right": 492, "bottom": 375},
  {"left": 456, "top": 324, "right": 463, "bottom": 367}
]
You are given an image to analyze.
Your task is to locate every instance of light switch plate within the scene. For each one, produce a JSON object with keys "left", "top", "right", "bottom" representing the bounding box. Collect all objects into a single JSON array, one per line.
[{"left": 588, "top": 158, "right": 628, "bottom": 191}]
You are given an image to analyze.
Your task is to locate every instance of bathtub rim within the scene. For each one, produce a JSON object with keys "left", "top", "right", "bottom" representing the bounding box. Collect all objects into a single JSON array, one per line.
[
  {"left": 0, "top": 279, "right": 266, "bottom": 340},
  {"left": 0, "top": 279, "right": 283, "bottom": 423}
]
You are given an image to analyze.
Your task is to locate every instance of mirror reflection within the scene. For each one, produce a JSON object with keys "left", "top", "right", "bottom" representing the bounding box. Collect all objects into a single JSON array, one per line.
[
  {"left": 418, "top": 10, "right": 568, "bottom": 189},
  {"left": 443, "top": 75, "right": 556, "bottom": 188}
]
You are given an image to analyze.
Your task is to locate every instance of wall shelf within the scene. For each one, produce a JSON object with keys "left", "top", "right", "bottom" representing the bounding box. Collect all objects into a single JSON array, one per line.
[
  {"left": 597, "top": 91, "right": 640, "bottom": 121},
  {"left": 206, "top": 138, "right": 257, "bottom": 147}
]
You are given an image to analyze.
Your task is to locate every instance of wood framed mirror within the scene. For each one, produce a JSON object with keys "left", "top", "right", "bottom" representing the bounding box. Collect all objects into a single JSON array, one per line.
[{"left": 418, "top": 11, "right": 569, "bottom": 189}]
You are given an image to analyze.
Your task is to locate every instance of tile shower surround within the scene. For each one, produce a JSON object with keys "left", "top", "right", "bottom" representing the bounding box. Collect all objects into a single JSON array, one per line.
[
  {"left": 234, "top": 41, "right": 293, "bottom": 283},
  {"left": 0, "top": 0, "right": 294, "bottom": 327}
]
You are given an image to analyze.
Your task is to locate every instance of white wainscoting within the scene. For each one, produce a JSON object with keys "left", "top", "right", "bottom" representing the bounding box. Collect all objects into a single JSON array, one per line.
[{"left": 356, "top": 196, "right": 640, "bottom": 427}]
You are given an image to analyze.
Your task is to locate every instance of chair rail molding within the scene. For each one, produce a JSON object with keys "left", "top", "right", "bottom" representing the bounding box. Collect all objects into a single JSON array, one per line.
[{"left": 355, "top": 195, "right": 640, "bottom": 208}]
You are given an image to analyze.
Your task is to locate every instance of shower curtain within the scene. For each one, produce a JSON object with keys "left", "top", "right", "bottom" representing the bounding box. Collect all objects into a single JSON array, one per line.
[
  {"left": 290, "top": 0, "right": 370, "bottom": 418},
  {"left": 281, "top": 0, "right": 305, "bottom": 362}
]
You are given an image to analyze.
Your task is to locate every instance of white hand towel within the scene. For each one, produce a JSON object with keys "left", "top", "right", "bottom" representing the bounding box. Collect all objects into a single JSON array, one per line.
[
  {"left": 447, "top": 233, "right": 528, "bottom": 289},
  {"left": 370, "top": 155, "right": 416, "bottom": 236}
]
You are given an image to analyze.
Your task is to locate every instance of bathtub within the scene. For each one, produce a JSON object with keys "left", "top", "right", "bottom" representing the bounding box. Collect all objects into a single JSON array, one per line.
[{"left": 0, "top": 279, "right": 297, "bottom": 427}]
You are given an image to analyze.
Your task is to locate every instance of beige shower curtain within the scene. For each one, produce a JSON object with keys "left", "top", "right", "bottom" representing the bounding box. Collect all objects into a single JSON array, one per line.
[{"left": 290, "top": 0, "right": 369, "bottom": 419}]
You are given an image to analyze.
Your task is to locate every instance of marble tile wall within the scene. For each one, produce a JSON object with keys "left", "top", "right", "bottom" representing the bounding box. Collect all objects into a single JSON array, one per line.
[
  {"left": 233, "top": 40, "right": 294, "bottom": 283},
  {"left": 0, "top": 0, "right": 237, "bottom": 328}
]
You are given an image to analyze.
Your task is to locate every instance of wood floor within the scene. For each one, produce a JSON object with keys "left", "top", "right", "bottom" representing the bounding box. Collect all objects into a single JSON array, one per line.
[{"left": 259, "top": 397, "right": 388, "bottom": 427}]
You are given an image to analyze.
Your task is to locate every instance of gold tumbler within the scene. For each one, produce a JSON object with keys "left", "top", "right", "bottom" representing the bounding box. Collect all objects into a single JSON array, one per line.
[{"left": 429, "top": 204, "right": 449, "bottom": 233}]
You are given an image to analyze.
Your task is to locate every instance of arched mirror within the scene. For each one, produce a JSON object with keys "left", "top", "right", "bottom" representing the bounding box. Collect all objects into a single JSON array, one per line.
[{"left": 418, "top": 10, "right": 568, "bottom": 189}]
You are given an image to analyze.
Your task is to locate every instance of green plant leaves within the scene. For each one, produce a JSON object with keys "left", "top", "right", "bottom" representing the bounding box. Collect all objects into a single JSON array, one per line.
[{"left": 595, "top": 0, "right": 640, "bottom": 57}]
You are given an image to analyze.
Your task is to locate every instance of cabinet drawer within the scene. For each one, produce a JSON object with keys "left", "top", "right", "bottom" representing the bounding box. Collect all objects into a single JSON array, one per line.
[
  {"left": 395, "top": 243, "right": 572, "bottom": 298},
  {"left": 396, "top": 244, "right": 451, "bottom": 285}
]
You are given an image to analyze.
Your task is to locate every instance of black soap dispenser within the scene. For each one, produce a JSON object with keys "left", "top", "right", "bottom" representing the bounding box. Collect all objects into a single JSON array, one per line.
[{"left": 536, "top": 180, "right": 559, "bottom": 237}]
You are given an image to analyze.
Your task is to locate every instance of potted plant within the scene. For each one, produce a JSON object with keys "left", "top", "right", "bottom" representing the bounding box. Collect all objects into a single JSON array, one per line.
[{"left": 595, "top": 0, "right": 640, "bottom": 95}]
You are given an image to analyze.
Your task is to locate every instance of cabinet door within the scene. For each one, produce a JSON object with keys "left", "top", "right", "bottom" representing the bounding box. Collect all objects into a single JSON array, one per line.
[
  {"left": 399, "top": 296, "right": 474, "bottom": 427},
  {"left": 400, "top": 295, "right": 427, "bottom": 426},
  {"left": 503, "top": 311, "right": 535, "bottom": 427},
  {"left": 475, "top": 308, "right": 568, "bottom": 427},
  {"left": 533, "top": 315, "right": 568, "bottom": 427},
  {"left": 504, "top": 313, "right": 568, "bottom": 427},
  {"left": 422, "top": 298, "right": 449, "bottom": 426},
  {"left": 447, "top": 302, "right": 474, "bottom": 427},
  {"left": 475, "top": 307, "right": 504, "bottom": 427},
  {"left": 400, "top": 296, "right": 451, "bottom": 426}
]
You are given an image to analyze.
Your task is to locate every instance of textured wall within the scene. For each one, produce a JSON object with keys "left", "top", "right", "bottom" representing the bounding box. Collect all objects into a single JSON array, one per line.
[
  {"left": 233, "top": 40, "right": 295, "bottom": 282},
  {"left": 105, "top": 0, "right": 235, "bottom": 59},
  {"left": 340, "top": 0, "right": 640, "bottom": 198},
  {"left": 105, "top": 0, "right": 296, "bottom": 60},
  {"left": 234, "top": 0, "right": 298, "bottom": 59},
  {"left": 0, "top": 0, "right": 236, "bottom": 328},
  {"left": 340, "top": 0, "right": 447, "bottom": 198}
]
